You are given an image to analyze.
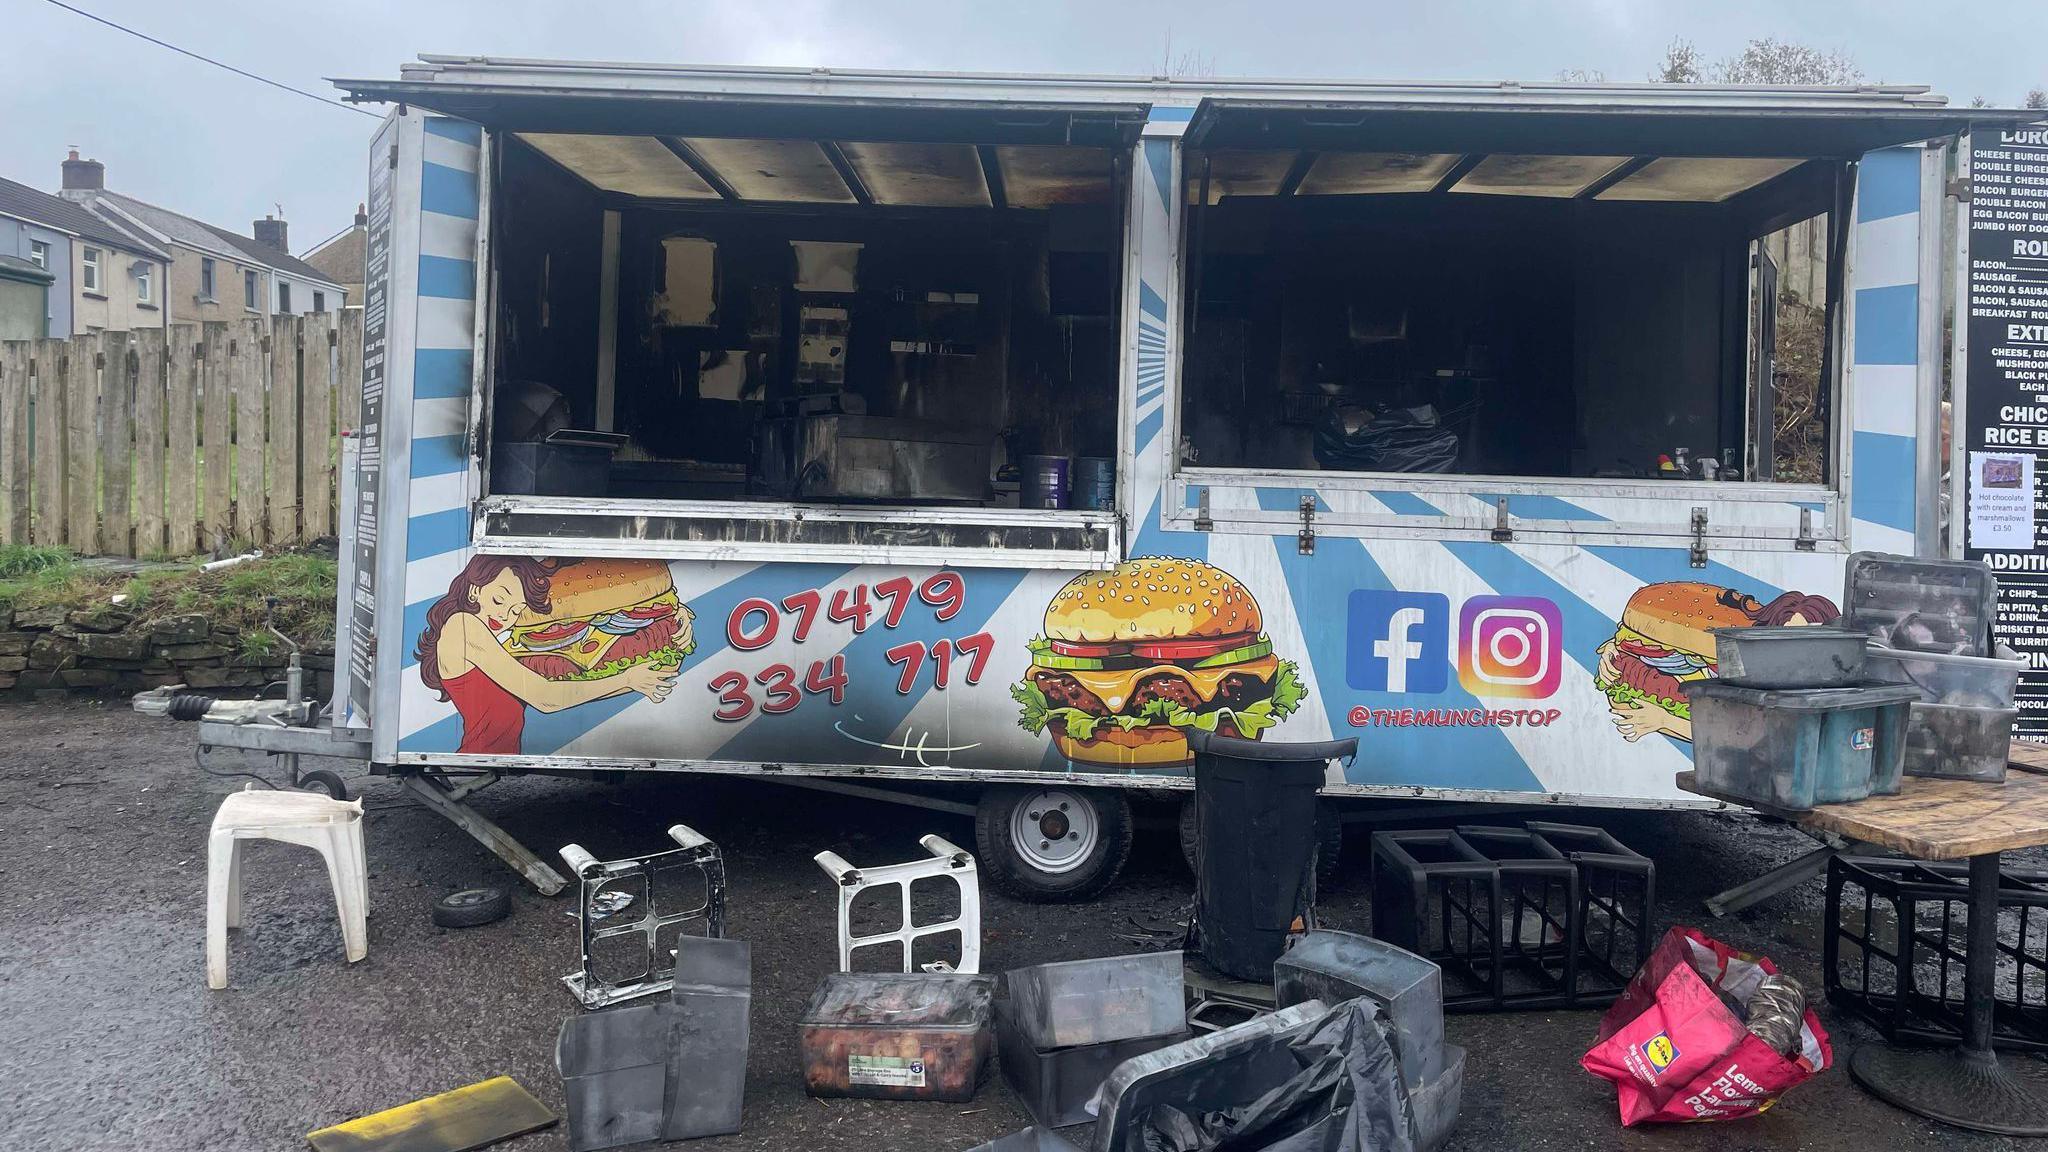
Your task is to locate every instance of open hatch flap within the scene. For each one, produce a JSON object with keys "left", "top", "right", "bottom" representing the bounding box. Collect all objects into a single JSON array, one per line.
[
  {"left": 1182, "top": 88, "right": 1993, "bottom": 160},
  {"left": 333, "top": 60, "right": 1148, "bottom": 147}
]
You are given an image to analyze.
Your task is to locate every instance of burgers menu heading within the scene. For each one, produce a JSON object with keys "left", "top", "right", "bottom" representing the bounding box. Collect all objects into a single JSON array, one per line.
[{"left": 1964, "top": 124, "right": 2048, "bottom": 736}]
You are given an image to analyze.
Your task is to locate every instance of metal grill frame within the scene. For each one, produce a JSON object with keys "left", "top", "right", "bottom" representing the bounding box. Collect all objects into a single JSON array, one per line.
[{"left": 559, "top": 823, "right": 727, "bottom": 1009}]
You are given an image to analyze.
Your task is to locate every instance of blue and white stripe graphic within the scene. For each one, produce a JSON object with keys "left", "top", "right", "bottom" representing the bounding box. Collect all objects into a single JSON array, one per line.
[
  {"left": 1848, "top": 146, "right": 1924, "bottom": 554},
  {"left": 397, "top": 117, "right": 484, "bottom": 751}
]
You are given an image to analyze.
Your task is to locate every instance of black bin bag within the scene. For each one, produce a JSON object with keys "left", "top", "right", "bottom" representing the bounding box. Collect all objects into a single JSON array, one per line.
[
  {"left": 1125, "top": 999, "right": 1414, "bottom": 1152},
  {"left": 1313, "top": 404, "right": 1458, "bottom": 474}
]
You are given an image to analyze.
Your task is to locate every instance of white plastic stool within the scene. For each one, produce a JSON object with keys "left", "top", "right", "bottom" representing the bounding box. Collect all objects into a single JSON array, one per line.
[
  {"left": 814, "top": 834, "right": 980, "bottom": 974},
  {"left": 207, "top": 785, "right": 367, "bottom": 989}
]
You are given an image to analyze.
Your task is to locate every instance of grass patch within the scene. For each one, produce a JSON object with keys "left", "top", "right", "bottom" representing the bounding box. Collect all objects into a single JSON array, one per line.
[{"left": 0, "top": 548, "right": 336, "bottom": 649}]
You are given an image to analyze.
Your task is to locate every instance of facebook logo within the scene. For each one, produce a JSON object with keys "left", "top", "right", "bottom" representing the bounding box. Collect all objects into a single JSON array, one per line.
[{"left": 1347, "top": 590, "right": 1449, "bottom": 693}]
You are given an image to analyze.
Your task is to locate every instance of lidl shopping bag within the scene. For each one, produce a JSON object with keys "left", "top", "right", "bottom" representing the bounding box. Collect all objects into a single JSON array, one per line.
[{"left": 1580, "top": 926, "right": 1830, "bottom": 1125}]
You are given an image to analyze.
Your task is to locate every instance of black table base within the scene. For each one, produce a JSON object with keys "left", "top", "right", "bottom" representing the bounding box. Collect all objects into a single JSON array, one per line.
[
  {"left": 1851, "top": 851, "right": 2048, "bottom": 1135},
  {"left": 1850, "top": 1046, "right": 2048, "bottom": 1137}
]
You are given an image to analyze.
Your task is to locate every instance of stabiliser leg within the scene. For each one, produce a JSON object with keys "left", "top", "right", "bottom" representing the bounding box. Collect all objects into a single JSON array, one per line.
[{"left": 401, "top": 771, "right": 567, "bottom": 896}]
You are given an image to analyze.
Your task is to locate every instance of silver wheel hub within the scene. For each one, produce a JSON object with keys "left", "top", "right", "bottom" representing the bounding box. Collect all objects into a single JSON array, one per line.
[{"left": 1010, "top": 789, "right": 1098, "bottom": 875}]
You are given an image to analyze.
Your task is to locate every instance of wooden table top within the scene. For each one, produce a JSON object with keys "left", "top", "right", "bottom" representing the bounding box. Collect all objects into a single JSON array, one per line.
[{"left": 1676, "top": 768, "right": 2048, "bottom": 861}]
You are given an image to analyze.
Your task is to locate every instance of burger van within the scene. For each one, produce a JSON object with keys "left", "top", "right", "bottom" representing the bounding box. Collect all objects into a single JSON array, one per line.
[{"left": 210, "top": 59, "right": 2015, "bottom": 899}]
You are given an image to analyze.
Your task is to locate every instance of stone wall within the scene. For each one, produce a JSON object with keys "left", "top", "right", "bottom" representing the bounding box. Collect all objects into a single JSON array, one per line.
[{"left": 0, "top": 604, "right": 334, "bottom": 699}]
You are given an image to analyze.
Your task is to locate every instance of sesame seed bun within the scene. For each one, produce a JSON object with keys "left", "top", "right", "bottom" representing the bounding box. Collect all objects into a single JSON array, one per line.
[
  {"left": 1043, "top": 557, "right": 1261, "bottom": 644},
  {"left": 1620, "top": 581, "right": 1758, "bottom": 658},
  {"left": 527, "top": 560, "right": 677, "bottom": 623}
]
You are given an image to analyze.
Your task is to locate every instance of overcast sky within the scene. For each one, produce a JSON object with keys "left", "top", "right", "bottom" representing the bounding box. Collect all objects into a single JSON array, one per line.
[{"left": 7, "top": 0, "right": 2044, "bottom": 256}]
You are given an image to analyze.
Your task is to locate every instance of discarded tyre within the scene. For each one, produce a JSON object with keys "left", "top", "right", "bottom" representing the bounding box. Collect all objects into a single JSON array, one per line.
[{"left": 433, "top": 886, "right": 511, "bottom": 928}]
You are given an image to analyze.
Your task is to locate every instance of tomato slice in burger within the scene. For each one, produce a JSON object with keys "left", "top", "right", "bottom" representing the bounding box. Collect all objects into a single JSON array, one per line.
[
  {"left": 622, "top": 603, "right": 674, "bottom": 621},
  {"left": 522, "top": 620, "right": 587, "bottom": 645},
  {"left": 1129, "top": 631, "right": 1260, "bottom": 661},
  {"left": 1048, "top": 639, "right": 1131, "bottom": 658}
]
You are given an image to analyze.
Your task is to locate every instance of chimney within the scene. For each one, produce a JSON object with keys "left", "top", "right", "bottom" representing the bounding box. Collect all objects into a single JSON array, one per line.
[
  {"left": 253, "top": 214, "right": 287, "bottom": 250},
  {"left": 354, "top": 203, "right": 367, "bottom": 228},
  {"left": 61, "top": 148, "right": 104, "bottom": 191}
]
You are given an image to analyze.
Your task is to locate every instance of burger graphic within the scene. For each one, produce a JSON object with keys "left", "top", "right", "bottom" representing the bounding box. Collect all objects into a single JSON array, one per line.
[
  {"left": 1013, "top": 557, "right": 1304, "bottom": 768},
  {"left": 1595, "top": 581, "right": 1838, "bottom": 744},
  {"left": 504, "top": 559, "right": 695, "bottom": 681}
]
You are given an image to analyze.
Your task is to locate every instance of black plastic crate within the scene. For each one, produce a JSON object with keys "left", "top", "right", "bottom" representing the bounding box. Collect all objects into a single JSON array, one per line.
[
  {"left": 1369, "top": 823, "right": 1654, "bottom": 1013},
  {"left": 1825, "top": 854, "right": 2048, "bottom": 1051}
]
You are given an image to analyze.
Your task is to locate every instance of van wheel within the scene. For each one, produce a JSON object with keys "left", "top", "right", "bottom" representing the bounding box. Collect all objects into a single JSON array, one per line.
[
  {"left": 976, "top": 785, "right": 1131, "bottom": 902},
  {"left": 1179, "top": 794, "right": 1343, "bottom": 886}
]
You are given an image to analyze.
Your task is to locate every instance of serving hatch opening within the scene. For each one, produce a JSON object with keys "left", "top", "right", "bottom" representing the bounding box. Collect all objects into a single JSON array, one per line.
[
  {"left": 1176, "top": 130, "right": 1850, "bottom": 487},
  {"left": 475, "top": 107, "right": 1135, "bottom": 565}
]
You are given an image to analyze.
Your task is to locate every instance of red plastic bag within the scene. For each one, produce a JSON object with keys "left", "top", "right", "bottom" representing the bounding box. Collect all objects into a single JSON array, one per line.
[{"left": 1580, "top": 926, "right": 1831, "bottom": 1125}]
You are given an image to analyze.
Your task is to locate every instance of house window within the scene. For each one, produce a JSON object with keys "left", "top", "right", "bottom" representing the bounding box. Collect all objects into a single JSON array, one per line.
[
  {"left": 136, "top": 264, "right": 152, "bottom": 304},
  {"left": 200, "top": 258, "right": 215, "bottom": 300},
  {"left": 312, "top": 290, "right": 324, "bottom": 313},
  {"left": 81, "top": 247, "right": 100, "bottom": 292},
  {"left": 28, "top": 241, "right": 48, "bottom": 270},
  {"left": 244, "top": 269, "right": 258, "bottom": 309},
  {"left": 278, "top": 282, "right": 292, "bottom": 312}
]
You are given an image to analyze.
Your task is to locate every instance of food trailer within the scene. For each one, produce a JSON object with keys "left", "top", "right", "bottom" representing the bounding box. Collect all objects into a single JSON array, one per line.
[{"left": 220, "top": 60, "right": 2001, "bottom": 899}]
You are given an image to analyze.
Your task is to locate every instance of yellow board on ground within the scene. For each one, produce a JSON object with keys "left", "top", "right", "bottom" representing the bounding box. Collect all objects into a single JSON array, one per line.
[{"left": 306, "top": 1075, "right": 555, "bottom": 1152}]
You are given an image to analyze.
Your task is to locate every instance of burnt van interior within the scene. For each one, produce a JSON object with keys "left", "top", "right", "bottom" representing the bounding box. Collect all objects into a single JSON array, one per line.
[
  {"left": 484, "top": 126, "right": 1129, "bottom": 515},
  {"left": 1178, "top": 132, "right": 1848, "bottom": 486}
]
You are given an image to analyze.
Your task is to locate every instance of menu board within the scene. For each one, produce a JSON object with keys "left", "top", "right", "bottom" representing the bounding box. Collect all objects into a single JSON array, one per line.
[
  {"left": 1962, "top": 123, "right": 2048, "bottom": 737},
  {"left": 347, "top": 114, "right": 396, "bottom": 726}
]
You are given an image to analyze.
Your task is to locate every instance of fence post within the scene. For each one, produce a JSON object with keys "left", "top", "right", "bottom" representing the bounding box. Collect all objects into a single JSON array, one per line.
[
  {"left": 132, "top": 328, "right": 167, "bottom": 557},
  {"left": 166, "top": 326, "right": 200, "bottom": 557},
  {"left": 0, "top": 342, "right": 27, "bottom": 546},
  {"left": 201, "top": 323, "right": 231, "bottom": 552},
  {"left": 100, "top": 330, "right": 135, "bottom": 557},
  {"left": 338, "top": 309, "right": 363, "bottom": 435},
  {"left": 302, "top": 319, "right": 335, "bottom": 540},
  {"left": 31, "top": 340, "right": 66, "bottom": 548},
  {"left": 267, "top": 314, "right": 300, "bottom": 543},
  {"left": 232, "top": 318, "right": 266, "bottom": 545}
]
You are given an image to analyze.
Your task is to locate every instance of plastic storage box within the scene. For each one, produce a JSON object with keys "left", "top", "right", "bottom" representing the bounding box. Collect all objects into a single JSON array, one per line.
[
  {"left": 1274, "top": 930, "right": 1444, "bottom": 1089},
  {"left": 1000, "top": 952, "right": 1184, "bottom": 1050},
  {"left": 1713, "top": 626, "right": 1867, "bottom": 687},
  {"left": 1864, "top": 645, "right": 2022, "bottom": 708},
  {"left": 798, "top": 972, "right": 993, "bottom": 1102},
  {"left": 1685, "top": 681, "right": 1920, "bottom": 810},
  {"left": 1902, "top": 702, "right": 2017, "bottom": 781},
  {"left": 995, "top": 1001, "right": 1187, "bottom": 1127},
  {"left": 1842, "top": 552, "right": 1998, "bottom": 656}
]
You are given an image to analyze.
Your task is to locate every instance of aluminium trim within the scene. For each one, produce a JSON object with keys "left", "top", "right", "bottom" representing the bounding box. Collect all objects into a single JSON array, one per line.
[
  {"left": 386, "top": 749, "right": 1723, "bottom": 810},
  {"left": 1949, "top": 130, "right": 1973, "bottom": 559},
  {"left": 474, "top": 531, "right": 1115, "bottom": 570},
  {"left": 1916, "top": 141, "right": 1948, "bottom": 558}
]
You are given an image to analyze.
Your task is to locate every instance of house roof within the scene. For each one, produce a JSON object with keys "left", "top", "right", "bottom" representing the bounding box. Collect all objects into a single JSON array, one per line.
[
  {"left": 198, "top": 222, "right": 343, "bottom": 288},
  {"left": 0, "top": 175, "right": 166, "bottom": 259},
  {"left": 86, "top": 190, "right": 259, "bottom": 263}
]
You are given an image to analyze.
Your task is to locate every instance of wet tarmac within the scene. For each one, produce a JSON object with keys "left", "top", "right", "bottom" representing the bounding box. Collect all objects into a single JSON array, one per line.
[{"left": 1, "top": 697, "right": 2042, "bottom": 1151}]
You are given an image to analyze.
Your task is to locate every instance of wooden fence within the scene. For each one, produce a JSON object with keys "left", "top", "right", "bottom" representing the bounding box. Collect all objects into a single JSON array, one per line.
[{"left": 0, "top": 311, "right": 364, "bottom": 557}]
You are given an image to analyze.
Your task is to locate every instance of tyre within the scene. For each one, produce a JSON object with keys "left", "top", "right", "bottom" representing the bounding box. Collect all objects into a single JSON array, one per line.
[
  {"left": 433, "top": 886, "right": 511, "bottom": 928},
  {"left": 975, "top": 785, "right": 1132, "bottom": 902},
  {"left": 1179, "top": 793, "right": 1343, "bottom": 886},
  {"left": 297, "top": 768, "right": 350, "bottom": 802}
]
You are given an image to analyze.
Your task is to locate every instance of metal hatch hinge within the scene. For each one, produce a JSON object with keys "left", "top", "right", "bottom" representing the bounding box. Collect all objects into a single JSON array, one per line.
[
  {"left": 1297, "top": 495, "right": 1316, "bottom": 555},
  {"left": 1491, "top": 496, "right": 1513, "bottom": 542},
  {"left": 1690, "top": 507, "right": 1709, "bottom": 568},
  {"left": 1946, "top": 176, "right": 1971, "bottom": 203},
  {"left": 1194, "top": 487, "right": 1213, "bottom": 532},
  {"left": 1796, "top": 506, "right": 1818, "bottom": 551}
]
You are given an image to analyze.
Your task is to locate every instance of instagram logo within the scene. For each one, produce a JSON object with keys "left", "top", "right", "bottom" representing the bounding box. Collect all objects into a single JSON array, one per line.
[{"left": 1458, "top": 596, "right": 1563, "bottom": 698}]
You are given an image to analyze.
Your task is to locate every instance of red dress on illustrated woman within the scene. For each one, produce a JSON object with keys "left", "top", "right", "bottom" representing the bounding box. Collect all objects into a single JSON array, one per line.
[{"left": 442, "top": 666, "right": 525, "bottom": 754}]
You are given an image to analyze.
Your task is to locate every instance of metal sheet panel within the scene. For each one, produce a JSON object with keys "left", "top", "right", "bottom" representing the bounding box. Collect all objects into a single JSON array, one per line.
[
  {"left": 1596, "top": 156, "right": 1805, "bottom": 202},
  {"left": 1452, "top": 154, "right": 1631, "bottom": 197},
  {"left": 993, "top": 145, "right": 1113, "bottom": 207},
  {"left": 679, "top": 137, "right": 854, "bottom": 203},
  {"left": 1190, "top": 149, "right": 1291, "bottom": 202},
  {"left": 839, "top": 141, "right": 990, "bottom": 207},
  {"left": 517, "top": 133, "right": 718, "bottom": 198},
  {"left": 1296, "top": 152, "right": 1461, "bottom": 196}
]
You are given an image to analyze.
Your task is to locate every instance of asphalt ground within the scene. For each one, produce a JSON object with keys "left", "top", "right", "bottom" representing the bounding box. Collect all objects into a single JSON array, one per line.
[{"left": 2, "top": 696, "right": 2044, "bottom": 1151}]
